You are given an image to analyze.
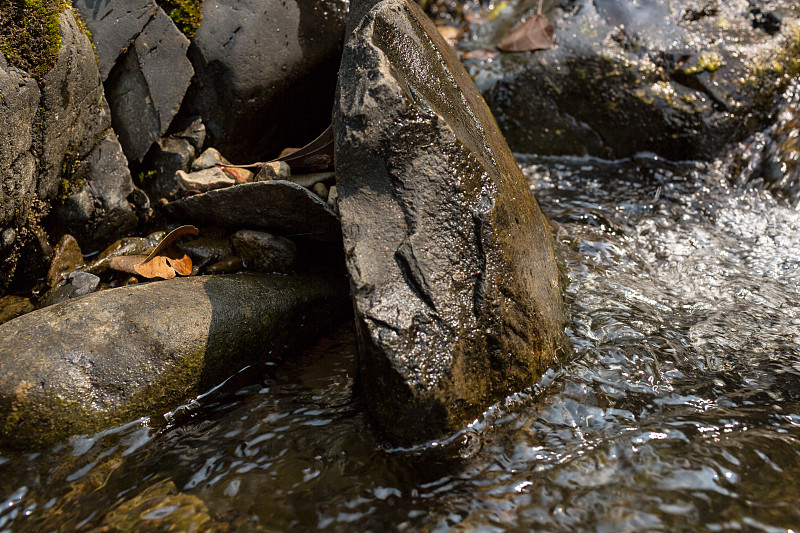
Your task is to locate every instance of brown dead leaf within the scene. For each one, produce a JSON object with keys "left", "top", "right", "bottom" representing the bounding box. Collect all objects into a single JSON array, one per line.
[
  {"left": 109, "top": 226, "right": 198, "bottom": 280},
  {"left": 109, "top": 255, "right": 148, "bottom": 276},
  {"left": 497, "top": 0, "right": 555, "bottom": 52}
]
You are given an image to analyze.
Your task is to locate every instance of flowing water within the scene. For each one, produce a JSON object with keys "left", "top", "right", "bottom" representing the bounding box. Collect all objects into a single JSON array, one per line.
[{"left": 1, "top": 88, "right": 800, "bottom": 533}]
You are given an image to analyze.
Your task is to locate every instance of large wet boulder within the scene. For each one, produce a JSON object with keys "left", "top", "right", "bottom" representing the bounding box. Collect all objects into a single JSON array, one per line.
[
  {"left": 335, "top": 0, "right": 568, "bottom": 444},
  {"left": 0, "top": 273, "right": 349, "bottom": 449},
  {"left": 465, "top": 0, "right": 800, "bottom": 159},
  {"left": 179, "top": 0, "right": 348, "bottom": 161}
]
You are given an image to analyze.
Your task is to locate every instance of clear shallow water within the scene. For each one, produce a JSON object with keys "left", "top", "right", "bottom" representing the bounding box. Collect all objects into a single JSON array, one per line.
[{"left": 2, "top": 129, "right": 800, "bottom": 531}]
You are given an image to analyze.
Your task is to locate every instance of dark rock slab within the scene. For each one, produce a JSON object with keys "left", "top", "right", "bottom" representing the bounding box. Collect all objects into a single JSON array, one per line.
[
  {"left": 181, "top": 0, "right": 348, "bottom": 161},
  {"left": 164, "top": 181, "right": 341, "bottom": 242},
  {"left": 106, "top": 7, "right": 194, "bottom": 162},
  {"left": 335, "top": 0, "right": 568, "bottom": 445},
  {"left": 71, "top": 0, "right": 157, "bottom": 80},
  {"left": 468, "top": 0, "right": 800, "bottom": 159},
  {"left": 53, "top": 131, "right": 138, "bottom": 247},
  {"left": 0, "top": 273, "right": 349, "bottom": 449}
]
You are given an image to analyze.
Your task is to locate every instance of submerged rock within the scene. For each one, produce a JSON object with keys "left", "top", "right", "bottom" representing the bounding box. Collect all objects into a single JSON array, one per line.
[
  {"left": 335, "top": 0, "right": 568, "bottom": 444},
  {"left": 470, "top": 0, "right": 800, "bottom": 159},
  {"left": 0, "top": 274, "right": 348, "bottom": 449},
  {"left": 164, "top": 181, "right": 341, "bottom": 242}
]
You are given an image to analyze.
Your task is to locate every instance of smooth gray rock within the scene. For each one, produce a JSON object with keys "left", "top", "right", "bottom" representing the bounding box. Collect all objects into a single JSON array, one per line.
[
  {"left": 0, "top": 273, "right": 349, "bottom": 449},
  {"left": 39, "top": 9, "right": 112, "bottom": 200},
  {"left": 53, "top": 131, "right": 138, "bottom": 247},
  {"left": 469, "top": 0, "right": 800, "bottom": 159},
  {"left": 106, "top": 7, "right": 194, "bottom": 162},
  {"left": 232, "top": 230, "right": 297, "bottom": 273},
  {"left": 71, "top": 0, "right": 157, "bottom": 80},
  {"left": 181, "top": 0, "right": 348, "bottom": 161},
  {"left": 38, "top": 271, "right": 100, "bottom": 308},
  {"left": 164, "top": 181, "right": 342, "bottom": 242},
  {"left": 335, "top": 0, "right": 568, "bottom": 445}
]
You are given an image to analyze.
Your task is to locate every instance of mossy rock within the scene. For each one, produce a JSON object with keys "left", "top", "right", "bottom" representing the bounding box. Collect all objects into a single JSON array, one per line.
[
  {"left": 0, "top": 0, "right": 68, "bottom": 78},
  {"left": 157, "top": 0, "right": 203, "bottom": 38}
]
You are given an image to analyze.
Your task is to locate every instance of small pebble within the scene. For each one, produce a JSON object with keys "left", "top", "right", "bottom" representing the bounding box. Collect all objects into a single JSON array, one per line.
[
  {"left": 39, "top": 272, "right": 100, "bottom": 308},
  {"left": 327, "top": 185, "right": 339, "bottom": 212},
  {"left": 191, "top": 147, "right": 230, "bottom": 171},
  {"left": 220, "top": 166, "right": 254, "bottom": 184},
  {"left": 254, "top": 161, "right": 291, "bottom": 181},
  {"left": 181, "top": 236, "right": 234, "bottom": 263},
  {"left": 232, "top": 229, "right": 296, "bottom": 273},
  {"left": 177, "top": 168, "right": 236, "bottom": 192},
  {"left": 312, "top": 182, "right": 329, "bottom": 200},
  {"left": 290, "top": 171, "right": 335, "bottom": 189}
]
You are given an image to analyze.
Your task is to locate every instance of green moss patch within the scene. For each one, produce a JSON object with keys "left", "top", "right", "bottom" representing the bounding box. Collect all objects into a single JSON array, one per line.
[
  {"left": 157, "top": 0, "right": 203, "bottom": 38},
  {"left": 0, "top": 0, "right": 68, "bottom": 79}
]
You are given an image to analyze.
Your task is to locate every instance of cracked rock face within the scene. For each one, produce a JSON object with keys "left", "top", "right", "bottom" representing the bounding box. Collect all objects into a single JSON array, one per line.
[
  {"left": 71, "top": 0, "right": 157, "bottom": 80},
  {"left": 335, "top": 0, "right": 568, "bottom": 445},
  {"left": 105, "top": 7, "right": 195, "bottom": 162},
  {"left": 465, "top": 0, "right": 800, "bottom": 160}
]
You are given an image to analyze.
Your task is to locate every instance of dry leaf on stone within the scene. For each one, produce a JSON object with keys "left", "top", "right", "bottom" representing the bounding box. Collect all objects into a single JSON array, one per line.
[
  {"left": 109, "top": 226, "right": 199, "bottom": 279},
  {"left": 497, "top": 0, "right": 555, "bottom": 52},
  {"left": 222, "top": 126, "right": 334, "bottom": 173}
]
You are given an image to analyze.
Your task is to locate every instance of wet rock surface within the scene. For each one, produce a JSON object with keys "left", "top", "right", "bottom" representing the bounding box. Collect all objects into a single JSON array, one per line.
[
  {"left": 180, "top": 0, "right": 348, "bottom": 161},
  {"left": 164, "top": 181, "right": 342, "bottom": 242},
  {"left": 335, "top": 0, "right": 568, "bottom": 444},
  {"left": 463, "top": 0, "right": 800, "bottom": 159},
  {"left": 0, "top": 273, "right": 349, "bottom": 449}
]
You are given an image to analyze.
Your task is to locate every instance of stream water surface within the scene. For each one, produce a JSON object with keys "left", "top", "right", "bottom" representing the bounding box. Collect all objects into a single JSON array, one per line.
[{"left": 1, "top": 88, "right": 800, "bottom": 532}]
